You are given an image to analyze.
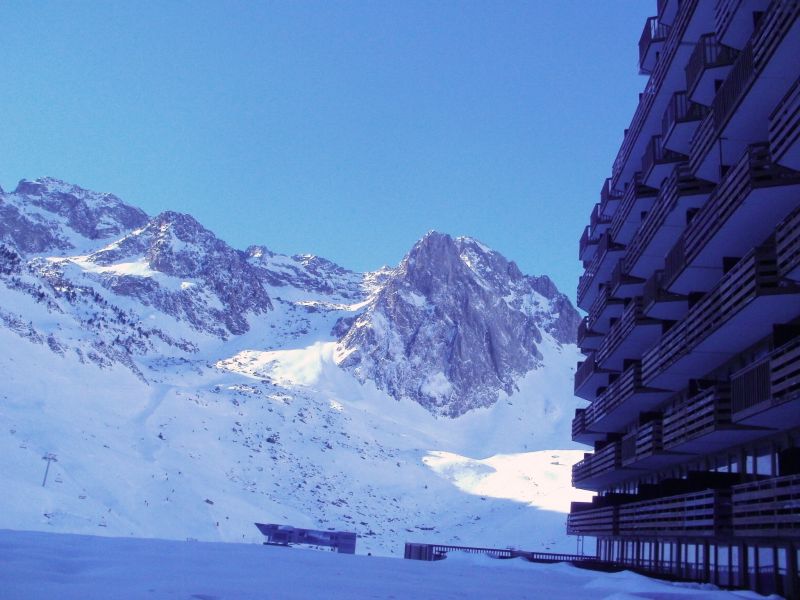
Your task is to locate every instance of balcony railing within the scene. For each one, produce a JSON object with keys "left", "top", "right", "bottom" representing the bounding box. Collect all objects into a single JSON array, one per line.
[
  {"left": 639, "top": 16, "right": 671, "bottom": 74},
  {"left": 577, "top": 317, "right": 602, "bottom": 352},
  {"left": 567, "top": 505, "right": 618, "bottom": 536},
  {"left": 595, "top": 298, "right": 659, "bottom": 370},
  {"left": 572, "top": 408, "right": 588, "bottom": 441},
  {"left": 688, "top": 109, "right": 716, "bottom": 179},
  {"left": 662, "top": 383, "right": 731, "bottom": 449},
  {"left": 662, "top": 91, "right": 710, "bottom": 148},
  {"left": 584, "top": 363, "right": 641, "bottom": 429},
  {"left": 642, "top": 269, "right": 685, "bottom": 314},
  {"left": 731, "top": 336, "right": 800, "bottom": 416},
  {"left": 590, "top": 203, "right": 612, "bottom": 239},
  {"left": 577, "top": 233, "right": 626, "bottom": 309},
  {"left": 572, "top": 442, "right": 622, "bottom": 488},
  {"left": 610, "top": 173, "right": 658, "bottom": 244},
  {"left": 776, "top": 204, "right": 800, "bottom": 279},
  {"left": 752, "top": 0, "right": 800, "bottom": 70},
  {"left": 600, "top": 177, "right": 624, "bottom": 215},
  {"left": 769, "top": 77, "right": 800, "bottom": 170},
  {"left": 622, "top": 417, "right": 663, "bottom": 466},
  {"left": 645, "top": 244, "right": 782, "bottom": 386},
  {"left": 685, "top": 34, "right": 739, "bottom": 99},
  {"left": 618, "top": 489, "right": 731, "bottom": 536},
  {"left": 641, "top": 135, "right": 687, "bottom": 187},
  {"left": 667, "top": 143, "right": 800, "bottom": 290},
  {"left": 624, "top": 164, "right": 714, "bottom": 277},
  {"left": 579, "top": 225, "right": 596, "bottom": 261},
  {"left": 732, "top": 474, "right": 800, "bottom": 537},
  {"left": 612, "top": 0, "right": 698, "bottom": 189},
  {"left": 713, "top": 42, "right": 754, "bottom": 131}
]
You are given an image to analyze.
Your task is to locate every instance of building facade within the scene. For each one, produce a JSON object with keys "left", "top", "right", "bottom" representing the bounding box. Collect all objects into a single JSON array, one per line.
[{"left": 568, "top": 1, "right": 800, "bottom": 596}]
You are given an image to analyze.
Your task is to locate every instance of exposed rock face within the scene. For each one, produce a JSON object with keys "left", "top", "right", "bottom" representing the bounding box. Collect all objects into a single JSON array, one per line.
[
  {"left": 335, "top": 232, "right": 581, "bottom": 417},
  {"left": 86, "top": 211, "right": 273, "bottom": 336},
  {"left": 1, "top": 178, "right": 580, "bottom": 416}
]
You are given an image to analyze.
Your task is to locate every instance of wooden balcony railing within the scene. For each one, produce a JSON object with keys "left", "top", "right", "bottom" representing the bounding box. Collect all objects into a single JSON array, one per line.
[
  {"left": 572, "top": 408, "right": 588, "bottom": 441},
  {"left": 644, "top": 245, "right": 781, "bottom": 386},
  {"left": 641, "top": 135, "right": 687, "bottom": 184},
  {"left": 732, "top": 337, "right": 800, "bottom": 415},
  {"left": 590, "top": 202, "right": 612, "bottom": 239},
  {"left": 577, "top": 233, "right": 625, "bottom": 308},
  {"left": 713, "top": 42, "right": 754, "bottom": 131},
  {"left": 769, "top": 77, "right": 800, "bottom": 168},
  {"left": 662, "top": 91, "right": 710, "bottom": 138},
  {"left": 685, "top": 34, "right": 739, "bottom": 97},
  {"left": 669, "top": 143, "right": 800, "bottom": 289},
  {"left": 612, "top": 0, "right": 698, "bottom": 189},
  {"left": 776, "top": 204, "right": 800, "bottom": 279},
  {"left": 595, "top": 298, "right": 656, "bottom": 369},
  {"left": 639, "top": 16, "right": 671, "bottom": 74},
  {"left": 662, "top": 383, "right": 731, "bottom": 449},
  {"left": 622, "top": 418, "right": 663, "bottom": 466},
  {"left": 624, "top": 164, "right": 713, "bottom": 276},
  {"left": 584, "top": 363, "right": 641, "bottom": 429},
  {"left": 572, "top": 442, "right": 622, "bottom": 487},
  {"left": 752, "top": 0, "right": 800, "bottom": 70},
  {"left": 567, "top": 505, "right": 618, "bottom": 536},
  {"left": 688, "top": 109, "right": 716, "bottom": 178},
  {"left": 610, "top": 173, "right": 657, "bottom": 243},
  {"left": 732, "top": 474, "right": 800, "bottom": 537},
  {"left": 618, "top": 489, "right": 731, "bottom": 536},
  {"left": 579, "top": 225, "right": 596, "bottom": 261}
]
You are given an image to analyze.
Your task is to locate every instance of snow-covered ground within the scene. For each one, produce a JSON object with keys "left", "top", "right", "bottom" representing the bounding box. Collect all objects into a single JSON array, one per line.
[{"left": 0, "top": 529, "right": 764, "bottom": 600}]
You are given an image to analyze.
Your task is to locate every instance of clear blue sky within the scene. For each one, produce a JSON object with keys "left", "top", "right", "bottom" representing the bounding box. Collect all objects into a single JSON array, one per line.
[{"left": 1, "top": 1, "right": 652, "bottom": 299}]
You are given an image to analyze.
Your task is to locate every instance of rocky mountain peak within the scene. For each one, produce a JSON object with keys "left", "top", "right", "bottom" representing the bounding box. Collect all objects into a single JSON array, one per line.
[
  {"left": 12, "top": 177, "right": 149, "bottom": 241},
  {"left": 336, "top": 232, "right": 580, "bottom": 417}
]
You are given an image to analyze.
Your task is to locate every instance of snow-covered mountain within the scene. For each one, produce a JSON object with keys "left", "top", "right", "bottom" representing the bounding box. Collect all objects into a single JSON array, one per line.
[{"left": 0, "top": 177, "right": 588, "bottom": 555}]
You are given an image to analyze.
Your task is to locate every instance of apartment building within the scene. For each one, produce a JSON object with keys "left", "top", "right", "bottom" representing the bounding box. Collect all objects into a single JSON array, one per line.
[{"left": 568, "top": 1, "right": 800, "bottom": 595}]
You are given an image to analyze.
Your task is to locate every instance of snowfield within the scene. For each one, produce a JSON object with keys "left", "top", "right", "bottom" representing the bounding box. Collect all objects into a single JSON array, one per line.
[{"left": 0, "top": 529, "right": 765, "bottom": 600}]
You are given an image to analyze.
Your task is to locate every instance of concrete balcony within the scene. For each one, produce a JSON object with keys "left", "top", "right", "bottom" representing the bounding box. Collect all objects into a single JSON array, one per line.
[
  {"left": 662, "top": 382, "right": 767, "bottom": 454},
  {"left": 591, "top": 202, "right": 613, "bottom": 239},
  {"left": 624, "top": 164, "right": 714, "bottom": 280},
  {"left": 715, "top": 0, "right": 771, "bottom": 50},
  {"left": 776, "top": 203, "right": 800, "bottom": 281},
  {"left": 731, "top": 336, "right": 800, "bottom": 429},
  {"left": 642, "top": 136, "right": 688, "bottom": 188},
  {"left": 666, "top": 143, "right": 800, "bottom": 295},
  {"left": 572, "top": 441, "right": 627, "bottom": 491},
  {"left": 595, "top": 298, "right": 663, "bottom": 372},
  {"left": 769, "top": 77, "right": 800, "bottom": 171},
  {"left": 685, "top": 34, "right": 739, "bottom": 106},
  {"left": 577, "top": 317, "right": 602, "bottom": 354},
  {"left": 612, "top": 0, "right": 713, "bottom": 191},
  {"left": 608, "top": 259, "right": 646, "bottom": 299},
  {"left": 661, "top": 91, "right": 710, "bottom": 154},
  {"left": 642, "top": 269, "right": 687, "bottom": 320},
  {"left": 693, "top": 3, "right": 800, "bottom": 182},
  {"left": 621, "top": 416, "right": 675, "bottom": 470},
  {"left": 587, "top": 285, "right": 625, "bottom": 335},
  {"left": 639, "top": 16, "right": 670, "bottom": 75},
  {"left": 731, "top": 474, "right": 800, "bottom": 537},
  {"left": 609, "top": 173, "right": 658, "bottom": 246},
  {"left": 577, "top": 233, "right": 626, "bottom": 311},
  {"left": 567, "top": 504, "right": 618, "bottom": 537},
  {"left": 579, "top": 226, "right": 597, "bottom": 262},
  {"left": 574, "top": 353, "right": 618, "bottom": 402},
  {"left": 572, "top": 408, "right": 605, "bottom": 446},
  {"left": 599, "top": 177, "right": 624, "bottom": 219},
  {"left": 617, "top": 489, "right": 732, "bottom": 536},
  {"left": 583, "top": 362, "right": 671, "bottom": 434},
  {"left": 645, "top": 244, "right": 800, "bottom": 391}
]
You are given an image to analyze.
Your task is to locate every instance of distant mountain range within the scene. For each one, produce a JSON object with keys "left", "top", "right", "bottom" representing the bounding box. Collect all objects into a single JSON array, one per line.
[{"left": 0, "top": 177, "right": 588, "bottom": 554}]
